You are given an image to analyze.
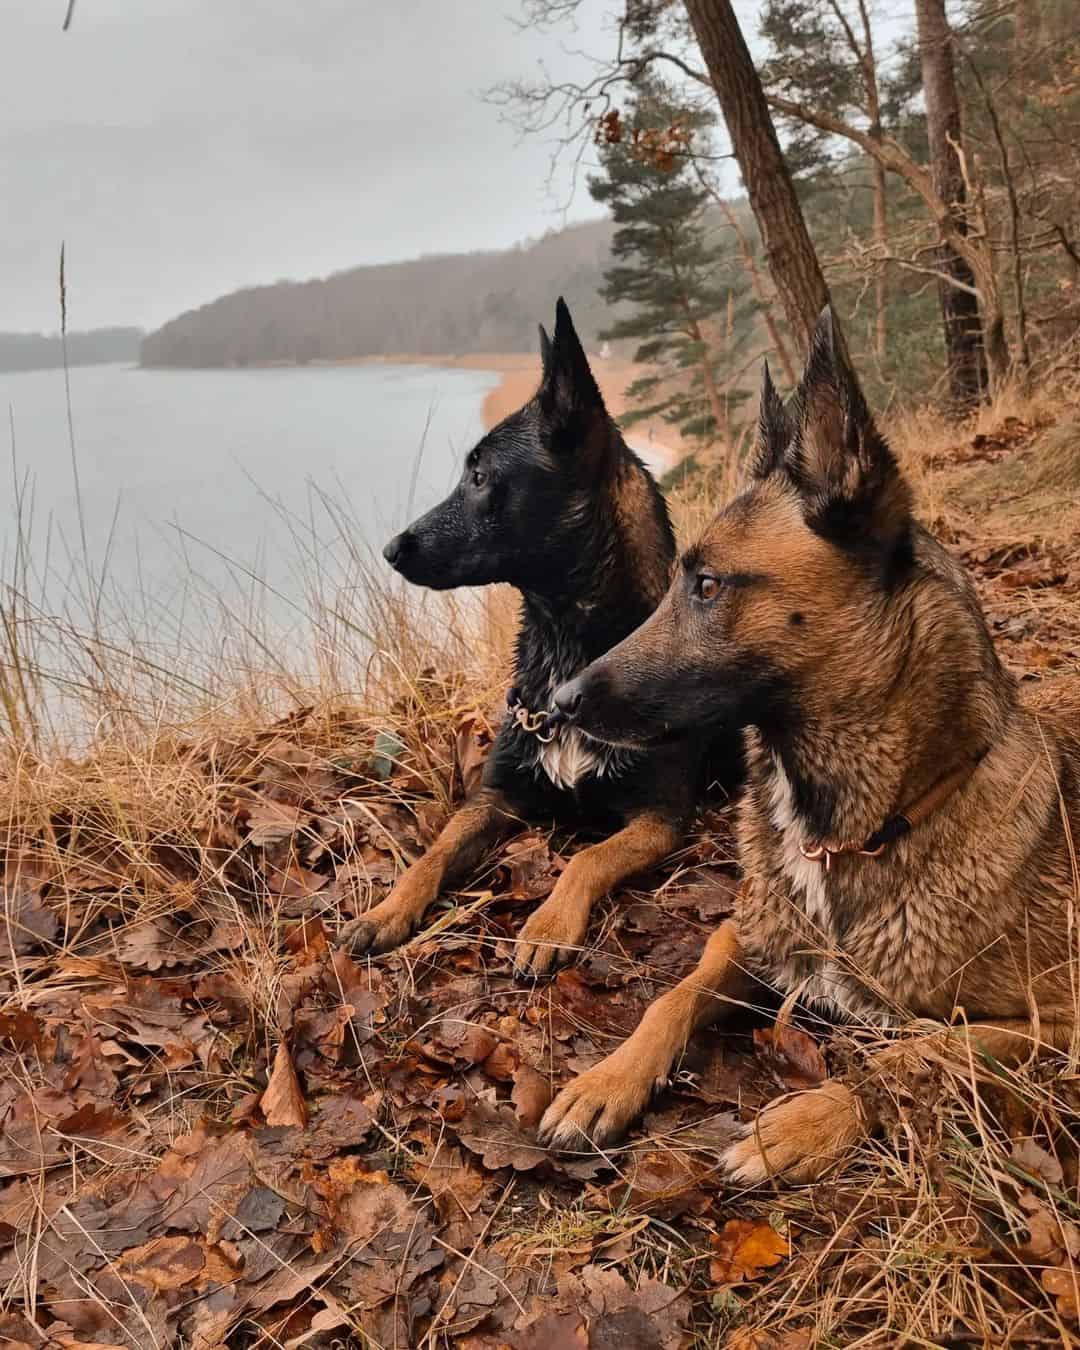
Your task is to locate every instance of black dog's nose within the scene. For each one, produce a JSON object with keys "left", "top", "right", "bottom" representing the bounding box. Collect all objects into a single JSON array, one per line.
[
  {"left": 553, "top": 677, "right": 584, "bottom": 720},
  {"left": 383, "top": 530, "right": 411, "bottom": 568}
]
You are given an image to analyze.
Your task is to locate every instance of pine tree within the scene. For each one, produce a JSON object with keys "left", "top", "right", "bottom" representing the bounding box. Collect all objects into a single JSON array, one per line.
[{"left": 588, "top": 81, "right": 755, "bottom": 446}]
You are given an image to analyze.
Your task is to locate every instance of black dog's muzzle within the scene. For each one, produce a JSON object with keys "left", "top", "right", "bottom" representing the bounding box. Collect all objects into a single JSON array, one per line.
[{"left": 383, "top": 530, "right": 412, "bottom": 570}]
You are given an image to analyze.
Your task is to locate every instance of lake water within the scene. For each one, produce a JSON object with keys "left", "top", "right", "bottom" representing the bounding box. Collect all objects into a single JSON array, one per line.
[{"left": 0, "top": 361, "right": 500, "bottom": 655}]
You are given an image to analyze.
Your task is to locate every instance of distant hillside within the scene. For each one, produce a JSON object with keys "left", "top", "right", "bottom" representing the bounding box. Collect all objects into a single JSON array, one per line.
[
  {"left": 141, "top": 220, "right": 620, "bottom": 368},
  {"left": 0, "top": 327, "right": 144, "bottom": 373}
]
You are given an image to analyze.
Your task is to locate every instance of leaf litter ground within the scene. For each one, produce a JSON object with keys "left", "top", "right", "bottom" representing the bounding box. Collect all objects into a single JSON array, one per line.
[{"left": 2, "top": 409, "right": 1080, "bottom": 1348}]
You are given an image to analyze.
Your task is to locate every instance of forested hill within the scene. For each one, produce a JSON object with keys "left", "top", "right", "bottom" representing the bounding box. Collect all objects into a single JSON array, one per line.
[
  {"left": 0, "top": 327, "right": 144, "bottom": 373},
  {"left": 140, "top": 220, "right": 619, "bottom": 368}
]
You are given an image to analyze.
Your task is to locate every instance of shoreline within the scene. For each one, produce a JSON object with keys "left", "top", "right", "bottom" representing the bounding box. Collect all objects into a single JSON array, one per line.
[{"left": 360, "top": 350, "right": 685, "bottom": 477}]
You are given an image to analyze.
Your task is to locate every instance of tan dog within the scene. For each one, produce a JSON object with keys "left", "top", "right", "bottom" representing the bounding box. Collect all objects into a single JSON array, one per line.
[{"left": 538, "top": 310, "right": 1080, "bottom": 1182}]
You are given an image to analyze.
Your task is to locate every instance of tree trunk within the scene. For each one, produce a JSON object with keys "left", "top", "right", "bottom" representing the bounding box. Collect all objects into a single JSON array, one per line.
[
  {"left": 683, "top": 0, "right": 830, "bottom": 355},
  {"left": 717, "top": 198, "right": 797, "bottom": 384},
  {"left": 854, "top": 0, "right": 888, "bottom": 361},
  {"left": 871, "top": 157, "right": 888, "bottom": 360},
  {"left": 699, "top": 338, "right": 729, "bottom": 443},
  {"left": 913, "top": 0, "right": 987, "bottom": 404},
  {"left": 965, "top": 167, "right": 1012, "bottom": 393}
]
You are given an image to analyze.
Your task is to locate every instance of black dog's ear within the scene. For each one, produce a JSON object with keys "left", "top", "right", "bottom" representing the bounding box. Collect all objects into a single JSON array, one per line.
[
  {"left": 538, "top": 297, "right": 605, "bottom": 441},
  {"left": 749, "top": 360, "right": 793, "bottom": 481},
  {"left": 785, "top": 306, "right": 911, "bottom": 548},
  {"left": 538, "top": 323, "right": 553, "bottom": 375}
]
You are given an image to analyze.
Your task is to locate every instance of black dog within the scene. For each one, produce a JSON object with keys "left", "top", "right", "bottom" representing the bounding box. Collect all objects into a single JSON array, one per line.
[{"left": 340, "top": 298, "right": 741, "bottom": 976}]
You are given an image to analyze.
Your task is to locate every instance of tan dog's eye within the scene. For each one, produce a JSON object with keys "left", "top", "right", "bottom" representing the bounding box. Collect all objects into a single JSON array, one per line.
[{"left": 697, "top": 575, "right": 721, "bottom": 601}]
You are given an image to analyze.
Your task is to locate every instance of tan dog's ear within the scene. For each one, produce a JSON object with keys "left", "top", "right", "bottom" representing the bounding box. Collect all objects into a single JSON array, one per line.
[
  {"left": 786, "top": 307, "right": 911, "bottom": 550},
  {"left": 749, "top": 359, "right": 793, "bottom": 481}
]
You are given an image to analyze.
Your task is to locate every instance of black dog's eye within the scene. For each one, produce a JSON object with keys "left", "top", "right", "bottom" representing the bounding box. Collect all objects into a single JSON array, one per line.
[
  {"left": 696, "top": 574, "right": 722, "bottom": 602},
  {"left": 471, "top": 469, "right": 487, "bottom": 488}
]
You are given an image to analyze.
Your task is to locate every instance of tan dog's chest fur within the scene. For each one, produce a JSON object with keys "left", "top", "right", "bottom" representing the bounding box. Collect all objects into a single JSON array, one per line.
[{"left": 736, "top": 706, "right": 1078, "bottom": 1024}]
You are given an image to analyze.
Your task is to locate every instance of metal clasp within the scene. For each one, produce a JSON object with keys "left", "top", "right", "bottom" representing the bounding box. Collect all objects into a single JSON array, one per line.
[
  {"left": 508, "top": 697, "right": 559, "bottom": 744},
  {"left": 799, "top": 838, "right": 888, "bottom": 870}
]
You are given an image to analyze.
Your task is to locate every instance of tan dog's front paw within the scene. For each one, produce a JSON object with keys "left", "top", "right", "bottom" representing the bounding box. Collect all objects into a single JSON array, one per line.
[
  {"left": 722, "top": 1081, "right": 864, "bottom": 1185},
  {"left": 337, "top": 900, "right": 418, "bottom": 956},
  {"left": 537, "top": 1051, "right": 665, "bottom": 1150},
  {"left": 514, "top": 894, "right": 590, "bottom": 978}
]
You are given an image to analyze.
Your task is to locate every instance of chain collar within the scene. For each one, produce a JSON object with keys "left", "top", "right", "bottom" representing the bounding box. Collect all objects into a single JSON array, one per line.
[{"left": 506, "top": 686, "right": 564, "bottom": 744}]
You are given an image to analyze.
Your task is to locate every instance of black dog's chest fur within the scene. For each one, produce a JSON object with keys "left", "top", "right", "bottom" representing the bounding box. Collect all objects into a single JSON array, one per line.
[
  {"left": 486, "top": 603, "right": 643, "bottom": 819},
  {"left": 517, "top": 627, "right": 636, "bottom": 792},
  {"left": 481, "top": 573, "right": 744, "bottom": 834}
]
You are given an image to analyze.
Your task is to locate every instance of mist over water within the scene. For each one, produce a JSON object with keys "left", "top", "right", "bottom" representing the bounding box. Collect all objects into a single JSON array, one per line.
[{"left": 1, "top": 361, "right": 498, "bottom": 649}]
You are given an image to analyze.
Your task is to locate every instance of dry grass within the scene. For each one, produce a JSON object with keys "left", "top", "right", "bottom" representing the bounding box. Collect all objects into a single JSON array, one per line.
[{"left": 2, "top": 378, "right": 1080, "bottom": 1347}]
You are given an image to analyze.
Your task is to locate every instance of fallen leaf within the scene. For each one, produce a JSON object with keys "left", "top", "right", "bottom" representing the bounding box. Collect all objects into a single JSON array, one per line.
[
  {"left": 753, "top": 1023, "right": 826, "bottom": 1091},
  {"left": 726, "top": 1331, "right": 812, "bottom": 1350},
  {"left": 0, "top": 868, "right": 59, "bottom": 954},
  {"left": 261, "top": 1043, "right": 307, "bottom": 1128},
  {"left": 998, "top": 556, "right": 1067, "bottom": 591},
  {"left": 257, "top": 1092, "right": 378, "bottom": 1163},
  {"left": 283, "top": 1303, "right": 351, "bottom": 1348},
  {"left": 483, "top": 1040, "right": 520, "bottom": 1081},
  {"left": 605, "top": 1148, "right": 711, "bottom": 1219},
  {"left": 497, "top": 833, "right": 561, "bottom": 901},
  {"left": 1012, "top": 1138, "right": 1065, "bottom": 1188},
  {"left": 244, "top": 797, "right": 310, "bottom": 846},
  {"left": 507, "top": 1311, "right": 588, "bottom": 1348},
  {"left": 150, "top": 1128, "right": 255, "bottom": 1232},
  {"left": 0, "top": 1010, "right": 44, "bottom": 1049},
  {"left": 257, "top": 737, "right": 341, "bottom": 801},
  {"left": 418, "top": 1018, "right": 499, "bottom": 1070},
  {"left": 282, "top": 915, "right": 330, "bottom": 961},
  {"left": 511, "top": 1064, "right": 552, "bottom": 1128},
  {"left": 565, "top": 1265, "right": 691, "bottom": 1349},
  {"left": 1042, "top": 1265, "right": 1080, "bottom": 1319},
  {"left": 114, "top": 915, "right": 203, "bottom": 970},
  {"left": 268, "top": 862, "right": 330, "bottom": 903},
  {"left": 334, "top": 1175, "right": 443, "bottom": 1297},
  {"left": 455, "top": 714, "right": 492, "bottom": 798},
  {"left": 113, "top": 1234, "right": 205, "bottom": 1292},
  {"left": 458, "top": 1102, "right": 548, "bottom": 1172},
  {"left": 710, "top": 1218, "right": 791, "bottom": 1285},
  {"left": 294, "top": 1003, "right": 356, "bottom": 1065},
  {"left": 408, "top": 1142, "right": 492, "bottom": 1220}
]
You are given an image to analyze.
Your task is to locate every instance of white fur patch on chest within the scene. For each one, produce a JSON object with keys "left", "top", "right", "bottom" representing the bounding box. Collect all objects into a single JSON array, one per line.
[
  {"left": 765, "top": 756, "right": 889, "bottom": 1022},
  {"left": 768, "top": 757, "right": 834, "bottom": 937},
  {"left": 535, "top": 727, "right": 628, "bottom": 791}
]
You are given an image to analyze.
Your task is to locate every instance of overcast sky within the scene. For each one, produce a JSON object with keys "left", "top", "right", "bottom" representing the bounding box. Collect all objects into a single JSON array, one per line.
[
  {"left": 3, "top": 0, "right": 662, "bottom": 333},
  {"left": 1, "top": 2, "right": 912, "bottom": 338}
]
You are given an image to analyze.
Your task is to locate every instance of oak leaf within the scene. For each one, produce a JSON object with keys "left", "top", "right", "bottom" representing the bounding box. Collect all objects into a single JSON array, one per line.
[{"left": 710, "top": 1218, "right": 791, "bottom": 1285}]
